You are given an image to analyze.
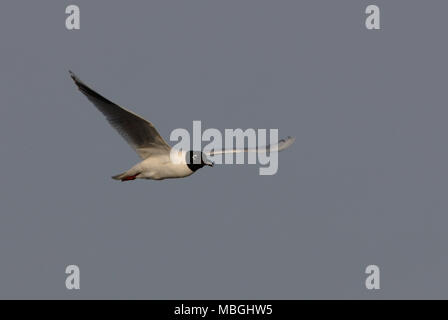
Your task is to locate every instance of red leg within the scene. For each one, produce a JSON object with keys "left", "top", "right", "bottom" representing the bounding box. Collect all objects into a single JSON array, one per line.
[{"left": 121, "top": 174, "right": 139, "bottom": 182}]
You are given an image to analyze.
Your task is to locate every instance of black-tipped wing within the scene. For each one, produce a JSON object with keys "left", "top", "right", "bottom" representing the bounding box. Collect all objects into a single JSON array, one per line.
[
  {"left": 69, "top": 71, "right": 171, "bottom": 159},
  {"left": 206, "top": 136, "right": 295, "bottom": 156}
]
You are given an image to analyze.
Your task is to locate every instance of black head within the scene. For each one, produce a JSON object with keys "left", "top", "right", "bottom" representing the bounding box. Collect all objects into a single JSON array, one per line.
[{"left": 185, "top": 151, "right": 214, "bottom": 172}]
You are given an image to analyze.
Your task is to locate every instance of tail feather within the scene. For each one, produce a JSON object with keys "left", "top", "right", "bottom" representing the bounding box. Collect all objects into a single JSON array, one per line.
[{"left": 111, "top": 172, "right": 127, "bottom": 180}]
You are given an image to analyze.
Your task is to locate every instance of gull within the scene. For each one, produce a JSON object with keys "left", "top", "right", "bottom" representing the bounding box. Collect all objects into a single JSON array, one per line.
[{"left": 69, "top": 71, "right": 295, "bottom": 181}]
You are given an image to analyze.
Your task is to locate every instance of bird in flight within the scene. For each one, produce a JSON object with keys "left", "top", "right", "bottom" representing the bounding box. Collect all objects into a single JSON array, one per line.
[{"left": 69, "top": 71, "right": 295, "bottom": 181}]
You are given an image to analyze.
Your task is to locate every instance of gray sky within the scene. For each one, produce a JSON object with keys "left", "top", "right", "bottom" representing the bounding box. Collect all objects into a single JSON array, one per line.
[{"left": 0, "top": 0, "right": 447, "bottom": 299}]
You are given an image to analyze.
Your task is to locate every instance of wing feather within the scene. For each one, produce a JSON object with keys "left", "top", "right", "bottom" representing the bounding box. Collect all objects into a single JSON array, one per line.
[
  {"left": 206, "top": 136, "right": 295, "bottom": 156},
  {"left": 69, "top": 71, "right": 171, "bottom": 159}
]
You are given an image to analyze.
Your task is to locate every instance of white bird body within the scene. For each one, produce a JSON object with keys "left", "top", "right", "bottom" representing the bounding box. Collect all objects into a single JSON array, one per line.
[
  {"left": 115, "top": 151, "right": 194, "bottom": 181},
  {"left": 69, "top": 71, "right": 295, "bottom": 181}
]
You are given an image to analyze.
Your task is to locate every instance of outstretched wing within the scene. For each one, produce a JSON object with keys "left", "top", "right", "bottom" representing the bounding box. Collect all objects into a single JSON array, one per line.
[
  {"left": 206, "top": 136, "right": 295, "bottom": 156},
  {"left": 70, "top": 71, "right": 171, "bottom": 159}
]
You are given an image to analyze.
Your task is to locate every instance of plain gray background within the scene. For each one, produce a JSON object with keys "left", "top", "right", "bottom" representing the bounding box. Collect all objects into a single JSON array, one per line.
[{"left": 0, "top": 0, "right": 447, "bottom": 299}]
